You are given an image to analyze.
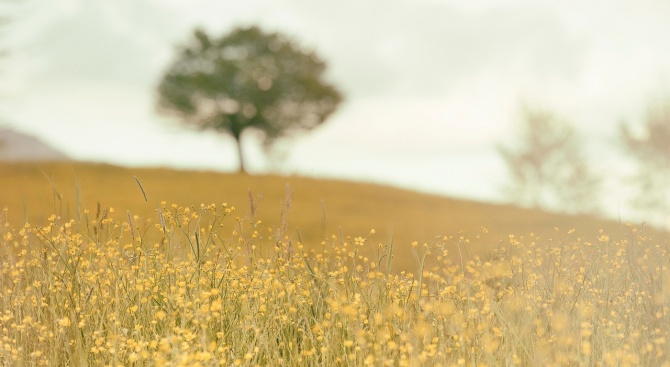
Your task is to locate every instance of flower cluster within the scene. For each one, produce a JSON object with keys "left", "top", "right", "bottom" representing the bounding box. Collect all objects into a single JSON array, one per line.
[{"left": 0, "top": 204, "right": 669, "bottom": 366}]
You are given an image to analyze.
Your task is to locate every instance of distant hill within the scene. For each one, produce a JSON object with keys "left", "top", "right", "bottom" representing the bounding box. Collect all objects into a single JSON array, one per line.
[{"left": 0, "top": 129, "right": 69, "bottom": 161}]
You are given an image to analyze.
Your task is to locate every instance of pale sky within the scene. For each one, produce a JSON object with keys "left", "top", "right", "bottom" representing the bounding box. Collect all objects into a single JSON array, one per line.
[{"left": 3, "top": 0, "right": 670, "bottom": 221}]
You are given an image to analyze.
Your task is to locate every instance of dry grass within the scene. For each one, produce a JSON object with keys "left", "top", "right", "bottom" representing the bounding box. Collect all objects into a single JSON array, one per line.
[
  {"left": 2, "top": 161, "right": 670, "bottom": 366},
  {"left": 0, "top": 161, "right": 643, "bottom": 273},
  {"left": 1, "top": 199, "right": 670, "bottom": 366}
]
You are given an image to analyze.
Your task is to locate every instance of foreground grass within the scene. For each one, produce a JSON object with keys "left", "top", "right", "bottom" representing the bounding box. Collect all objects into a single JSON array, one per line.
[{"left": 2, "top": 201, "right": 670, "bottom": 366}]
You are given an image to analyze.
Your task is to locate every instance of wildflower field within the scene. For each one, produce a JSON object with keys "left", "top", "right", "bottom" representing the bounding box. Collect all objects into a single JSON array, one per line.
[{"left": 1, "top": 162, "right": 670, "bottom": 366}]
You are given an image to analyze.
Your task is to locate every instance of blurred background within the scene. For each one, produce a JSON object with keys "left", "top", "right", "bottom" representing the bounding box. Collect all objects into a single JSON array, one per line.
[{"left": 2, "top": 0, "right": 670, "bottom": 227}]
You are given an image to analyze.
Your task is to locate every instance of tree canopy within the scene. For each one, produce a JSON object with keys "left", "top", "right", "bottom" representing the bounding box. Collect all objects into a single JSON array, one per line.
[{"left": 156, "top": 26, "right": 343, "bottom": 173}]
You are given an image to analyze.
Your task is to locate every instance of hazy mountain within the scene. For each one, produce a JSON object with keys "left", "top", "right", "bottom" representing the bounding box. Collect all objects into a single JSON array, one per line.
[{"left": 0, "top": 129, "right": 69, "bottom": 161}]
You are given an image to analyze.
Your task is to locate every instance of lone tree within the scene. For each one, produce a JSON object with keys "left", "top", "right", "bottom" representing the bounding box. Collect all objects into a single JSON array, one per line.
[
  {"left": 498, "top": 106, "right": 602, "bottom": 214},
  {"left": 620, "top": 97, "right": 670, "bottom": 222},
  {"left": 156, "top": 26, "right": 343, "bottom": 173}
]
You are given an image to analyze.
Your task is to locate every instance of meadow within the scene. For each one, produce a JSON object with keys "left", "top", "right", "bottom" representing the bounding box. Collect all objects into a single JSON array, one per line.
[{"left": 1, "top": 162, "right": 670, "bottom": 366}]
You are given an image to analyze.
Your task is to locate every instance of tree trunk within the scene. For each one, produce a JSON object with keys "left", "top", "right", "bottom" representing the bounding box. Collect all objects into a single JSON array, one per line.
[
  {"left": 229, "top": 116, "right": 247, "bottom": 173},
  {"left": 233, "top": 134, "right": 246, "bottom": 173}
]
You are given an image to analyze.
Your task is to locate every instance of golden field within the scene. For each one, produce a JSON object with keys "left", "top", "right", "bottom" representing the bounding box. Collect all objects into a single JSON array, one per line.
[
  {"left": 1, "top": 161, "right": 670, "bottom": 366},
  {"left": 0, "top": 162, "right": 636, "bottom": 271}
]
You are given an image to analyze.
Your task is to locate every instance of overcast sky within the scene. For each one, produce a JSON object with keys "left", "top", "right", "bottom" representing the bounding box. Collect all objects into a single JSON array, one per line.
[{"left": 3, "top": 0, "right": 670, "bottom": 220}]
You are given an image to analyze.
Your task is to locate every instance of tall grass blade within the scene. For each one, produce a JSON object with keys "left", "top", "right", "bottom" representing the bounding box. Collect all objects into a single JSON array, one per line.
[{"left": 134, "top": 175, "right": 148, "bottom": 202}]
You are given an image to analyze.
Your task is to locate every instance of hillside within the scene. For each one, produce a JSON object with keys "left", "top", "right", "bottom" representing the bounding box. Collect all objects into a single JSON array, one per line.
[
  {"left": 0, "top": 129, "right": 70, "bottom": 161},
  {"left": 0, "top": 161, "right": 657, "bottom": 272}
]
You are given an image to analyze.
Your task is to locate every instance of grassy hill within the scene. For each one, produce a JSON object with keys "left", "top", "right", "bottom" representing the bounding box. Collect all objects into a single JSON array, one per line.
[
  {"left": 4, "top": 161, "right": 670, "bottom": 366},
  {"left": 0, "top": 161, "right": 655, "bottom": 272}
]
